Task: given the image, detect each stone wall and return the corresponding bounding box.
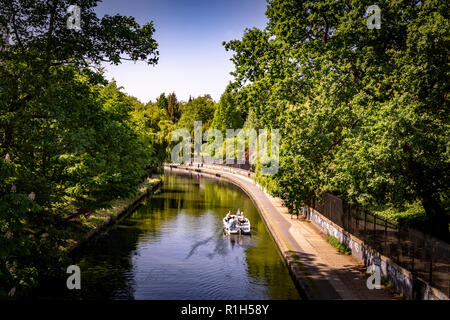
[305,207,448,300]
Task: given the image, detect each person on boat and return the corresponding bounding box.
[225,211,232,222]
[230,216,237,229]
[238,212,245,224]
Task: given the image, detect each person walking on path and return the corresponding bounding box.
[289,202,299,219]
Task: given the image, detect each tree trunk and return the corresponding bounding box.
[419,191,449,241]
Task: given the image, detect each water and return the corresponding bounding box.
[44,171,301,299]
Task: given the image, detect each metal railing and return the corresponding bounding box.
[310,193,450,297]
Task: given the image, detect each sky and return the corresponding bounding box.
[94,0,269,103]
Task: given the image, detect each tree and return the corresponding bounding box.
[0,0,158,68]
[211,92,243,134]
[131,95,174,165]
[167,92,180,122]
[156,93,169,111]
[0,0,161,296]
[224,0,449,239]
[243,107,261,131]
[177,95,216,133]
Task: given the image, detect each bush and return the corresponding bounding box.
[326,234,351,255]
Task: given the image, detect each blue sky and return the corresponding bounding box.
[95,0,268,103]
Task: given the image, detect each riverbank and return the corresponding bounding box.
[167,164,396,300]
[65,176,162,254]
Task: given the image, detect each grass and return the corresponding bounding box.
[326,234,351,255]
[64,177,161,250]
[370,201,427,225]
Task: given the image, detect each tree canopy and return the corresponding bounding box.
[211,92,244,134]
[223,0,449,239]
[0,0,162,297]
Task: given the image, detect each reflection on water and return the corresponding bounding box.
[42,171,301,300]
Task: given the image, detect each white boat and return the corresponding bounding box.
[223,211,251,235]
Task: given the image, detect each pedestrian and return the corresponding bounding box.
[289,202,299,219]
[230,216,237,229]
[292,202,299,219]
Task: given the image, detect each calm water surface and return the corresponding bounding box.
[47,171,300,299]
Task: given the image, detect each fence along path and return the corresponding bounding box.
[312,193,450,297]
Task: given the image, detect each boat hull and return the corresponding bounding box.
[223,215,251,235]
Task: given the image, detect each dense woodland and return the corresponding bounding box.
[223,0,449,242]
[0,0,165,297]
[0,0,448,297]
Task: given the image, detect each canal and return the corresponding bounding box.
[44,171,301,299]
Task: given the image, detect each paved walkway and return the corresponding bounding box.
[168,164,395,300]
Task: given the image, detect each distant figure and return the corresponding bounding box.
[238,212,245,224]
[248,170,251,177]
[225,211,232,222]
[230,216,237,229]
[289,203,299,219]
[198,163,200,168]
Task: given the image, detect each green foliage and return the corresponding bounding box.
[243,107,261,130]
[156,93,169,111]
[326,235,351,255]
[177,95,216,133]
[211,92,243,134]
[0,0,162,297]
[131,95,175,165]
[373,201,430,230]
[0,0,159,66]
[167,92,181,122]
[224,0,449,239]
